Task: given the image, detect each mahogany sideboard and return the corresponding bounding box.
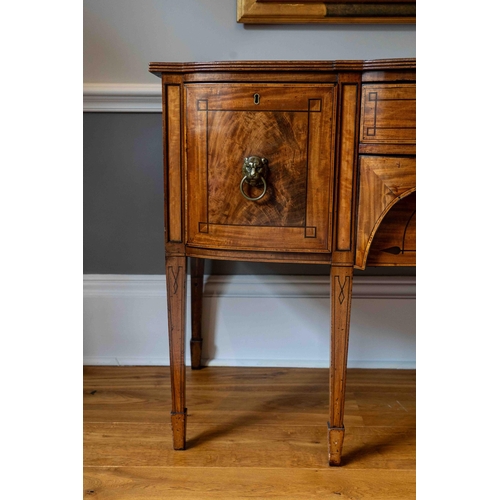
[149,58,416,466]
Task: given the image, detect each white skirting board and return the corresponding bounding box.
[83,274,416,368]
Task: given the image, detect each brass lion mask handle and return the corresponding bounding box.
[240,156,269,201]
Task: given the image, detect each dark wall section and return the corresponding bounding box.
[84,113,165,274]
[83,113,415,276]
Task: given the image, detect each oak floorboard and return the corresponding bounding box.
[83,367,415,499]
[83,467,416,500]
[84,422,415,469]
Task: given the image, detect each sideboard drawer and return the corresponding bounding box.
[360,83,416,146]
[185,84,335,253]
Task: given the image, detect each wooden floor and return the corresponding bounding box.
[83,366,416,499]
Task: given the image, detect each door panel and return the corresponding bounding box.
[185,84,336,253]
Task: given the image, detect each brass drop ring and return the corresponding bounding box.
[240,175,267,201]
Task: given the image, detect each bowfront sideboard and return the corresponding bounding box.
[149,58,416,466]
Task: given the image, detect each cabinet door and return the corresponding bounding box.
[355,155,416,269]
[185,84,335,253]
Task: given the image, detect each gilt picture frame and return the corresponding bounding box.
[237,0,416,25]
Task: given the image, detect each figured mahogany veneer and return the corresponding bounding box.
[149,58,416,466]
[185,83,334,253]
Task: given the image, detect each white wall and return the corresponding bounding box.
[83,275,416,368]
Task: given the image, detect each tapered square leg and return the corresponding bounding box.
[327,425,345,466]
[171,410,187,450]
[166,256,187,450]
[190,257,204,369]
[328,265,353,466]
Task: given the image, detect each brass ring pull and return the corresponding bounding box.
[240,175,267,201]
[240,156,269,202]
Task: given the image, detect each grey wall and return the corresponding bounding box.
[84,113,164,274]
[83,0,416,276]
[84,0,415,85]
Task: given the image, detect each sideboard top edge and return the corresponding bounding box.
[149,58,416,75]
